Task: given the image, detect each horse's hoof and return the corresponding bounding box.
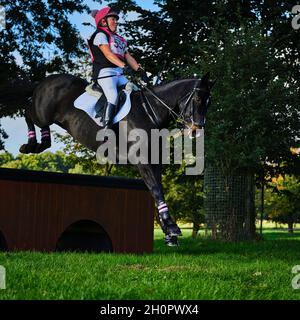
[35,141,51,153]
[167,225,182,237]
[19,143,37,154]
[165,235,179,247]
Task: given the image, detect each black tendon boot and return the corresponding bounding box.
[35,128,51,153]
[157,202,182,237]
[103,102,116,130]
[157,202,182,247]
[19,130,38,154]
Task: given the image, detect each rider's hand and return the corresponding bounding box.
[123,65,134,76]
[136,67,150,85]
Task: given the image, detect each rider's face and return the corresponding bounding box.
[106,16,118,32]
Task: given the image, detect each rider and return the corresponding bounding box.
[88,6,148,129]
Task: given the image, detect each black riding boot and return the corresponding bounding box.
[103,102,116,130]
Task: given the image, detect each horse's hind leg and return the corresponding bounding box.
[19,109,38,154]
[34,126,51,153]
[19,108,51,154]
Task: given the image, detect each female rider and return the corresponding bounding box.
[88,6,148,129]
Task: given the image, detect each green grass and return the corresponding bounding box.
[1,229,300,300]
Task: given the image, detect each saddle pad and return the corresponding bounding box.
[74,90,132,125]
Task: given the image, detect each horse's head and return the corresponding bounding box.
[178,72,216,137]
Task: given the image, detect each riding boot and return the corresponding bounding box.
[103,102,116,130]
[94,98,103,124]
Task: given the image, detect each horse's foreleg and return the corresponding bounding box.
[137,164,182,246]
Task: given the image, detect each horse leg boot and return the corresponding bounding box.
[103,102,116,130]
[155,206,180,247]
[157,201,182,238]
[35,127,51,153]
[19,109,38,154]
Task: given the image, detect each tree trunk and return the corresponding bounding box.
[192,222,200,238]
[288,218,294,233]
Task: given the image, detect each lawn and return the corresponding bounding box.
[0,228,300,300]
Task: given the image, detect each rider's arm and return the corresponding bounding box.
[124,52,140,71]
[99,44,126,68]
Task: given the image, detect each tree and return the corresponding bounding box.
[200,23,299,240]
[266,175,300,233]
[0,0,90,146]
[1,151,74,172]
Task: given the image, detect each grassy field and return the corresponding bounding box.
[1,228,300,300]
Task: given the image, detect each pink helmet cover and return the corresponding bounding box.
[92,7,119,27]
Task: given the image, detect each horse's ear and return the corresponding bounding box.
[200,72,210,85]
[208,78,217,89]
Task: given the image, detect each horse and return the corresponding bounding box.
[5,72,215,246]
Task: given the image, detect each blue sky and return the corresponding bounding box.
[1,0,159,156]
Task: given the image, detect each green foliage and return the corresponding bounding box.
[1,151,73,172]
[0,126,8,150]
[191,23,299,176]
[0,0,89,116]
[0,151,13,165]
[265,175,300,225]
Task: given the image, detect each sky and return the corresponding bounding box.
[0,0,159,157]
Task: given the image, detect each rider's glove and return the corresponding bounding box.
[122,65,134,76]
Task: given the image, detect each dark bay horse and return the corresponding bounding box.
[8,72,215,246]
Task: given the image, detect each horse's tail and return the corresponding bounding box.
[0,78,38,118]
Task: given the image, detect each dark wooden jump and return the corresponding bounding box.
[0,168,154,253]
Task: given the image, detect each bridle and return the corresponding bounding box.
[139,81,210,128]
[178,86,210,123]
